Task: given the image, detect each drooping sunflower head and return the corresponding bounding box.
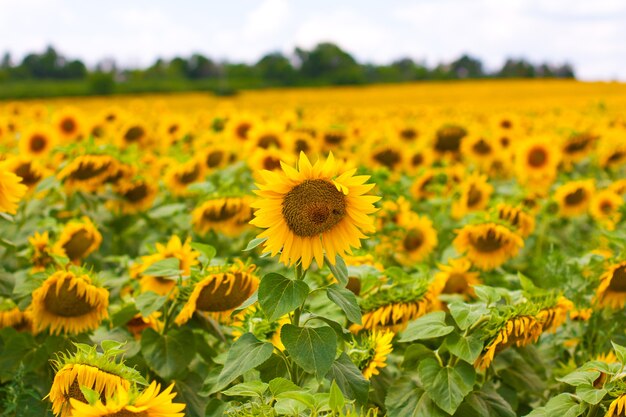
[175,262,259,324]
[112,178,158,214]
[230,304,289,350]
[535,296,573,333]
[67,380,185,417]
[20,124,57,157]
[392,211,438,266]
[250,152,380,269]
[595,261,626,309]
[0,165,28,214]
[0,298,32,331]
[53,217,102,264]
[495,203,536,238]
[30,270,109,335]
[597,132,626,169]
[451,172,493,219]
[57,154,118,193]
[432,258,481,300]
[433,123,468,157]
[48,342,144,417]
[192,196,254,237]
[2,155,49,191]
[561,132,598,167]
[554,179,595,217]
[453,222,524,271]
[165,159,205,196]
[350,330,394,380]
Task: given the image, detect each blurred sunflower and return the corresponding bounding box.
[453,223,524,270]
[47,343,138,417]
[250,152,380,269]
[113,178,158,214]
[368,142,405,172]
[231,304,289,351]
[2,155,49,191]
[68,381,185,417]
[475,315,543,370]
[403,145,434,175]
[0,165,28,214]
[393,211,438,266]
[461,135,500,169]
[589,188,623,230]
[287,130,319,155]
[125,312,163,339]
[554,179,595,217]
[249,147,295,174]
[433,124,467,158]
[133,236,200,296]
[247,122,289,151]
[351,330,394,380]
[514,137,561,190]
[54,217,102,264]
[192,196,254,236]
[175,263,258,324]
[54,107,84,142]
[57,154,117,192]
[0,299,32,331]
[606,395,626,417]
[595,261,626,309]
[536,296,573,333]
[451,173,493,219]
[597,132,626,169]
[202,143,231,171]
[228,114,257,143]
[432,258,481,299]
[496,203,536,238]
[561,132,597,167]
[165,159,204,196]
[117,120,151,148]
[20,124,57,157]
[29,231,61,272]
[30,270,109,335]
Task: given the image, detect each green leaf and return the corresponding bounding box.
[326,353,370,406]
[111,303,140,327]
[222,381,269,398]
[258,273,309,321]
[575,384,607,405]
[187,181,216,193]
[385,377,447,417]
[80,386,100,405]
[175,372,209,417]
[327,284,362,325]
[276,391,316,409]
[135,291,167,317]
[457,388,516,417]
[557,370,601,387]
[274,398,307,415]
[142,257,182,278]
[612,341,626,363]
[269,377,300,397]
[329,380,345,411]
[473,285,502,305]
[140,328,196,380]
[418,358,476,415]
[327,255,349,286]
[399,311,454,342]
[539,393,584,417]
[402,343,436,370]
[230,291,258,317]
[243,237,267,251]
[213,333,274,393]
[443,332,483,364]
[190,242,216,263]
[448,302,489,330]
[281,325,337,380]
[149,203,186,219]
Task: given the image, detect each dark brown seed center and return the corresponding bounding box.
[235,122,251,140]
[258,135,280,149]
[528,148,547,167]
[124,126,145,142]
[30,134,47,152]
[403,229,424,251]
[471,230,504,253]
[435,125,467,153]
[195,273,252,312]
[61,118,76,133]
[15,162,41,186]
[443,273,470,294]
[472,139,492,155]
[400,128,417,141]
[71,161,111,181]
[282,179,346,237]
[373,149,401,169]
[467,185,483,208]
[263,156,281,171]
[63,229,94,260]
[123,184,148,202]
[203,203,240,222]
[608,266,626,292]
[564,188,586,206]
[206,151,224,168]
[44,280,94,317]
[177,164,200,184]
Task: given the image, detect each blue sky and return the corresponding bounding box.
[1,0,625,80]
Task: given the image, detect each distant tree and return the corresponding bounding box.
[295,43,365,85]
[1,52,11,69]
[186,54,219,79]
[255,53,296,86]
[498,58,536,78]
[450,54,484,78]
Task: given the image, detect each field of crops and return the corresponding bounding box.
[1,79,626,417]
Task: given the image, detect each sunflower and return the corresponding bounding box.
[561,132,597,167]
[165,159,204,196]
[597,133,626,169]
[393,211,438,266]
[192,196,254,236]
[246,122,289,152]
[54,107,84,142]
[410,168,439,200]
[113,178,158,214]
[595,261,626,309]
[433,124,467,157]
[569,308,592,321]
[403,145,434,174]
[231,304,289,350]
[589,189,623,230]
[133,236,200,296]
[321,129,351,152]
[20,124,57,157]
[117,120,151,148]
[29,231,62,272]
[54,217,103,264]
[352,330,394,380]
[250,152,380,269]
[609,179,626,196]
[496,203,536,238]
[30,270,109,335]
[68,381,185,417]
[453,223,524,271]
[475,315,543,370]
[202,143,232,171]
[57,154,117,192]
[514,137,561,189]
[432,258,481,299]
[368,143,404,172]
[0,166,28,214]
[159,114,189,148]
[554,180,595,217]
[0,300,32,331]
[47,343,139,417]
[536,297,573,333]
[2,155,49,191]
[351,282,437,333]
[606,395,626,417]
[248,147,295,174]
[451,173,493,219]
[461,135,500,169]
[228,114,257,143]
[287,130,319,155]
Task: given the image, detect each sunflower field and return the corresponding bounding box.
[1,80,626,417]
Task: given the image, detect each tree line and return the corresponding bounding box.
[0,43,575,95]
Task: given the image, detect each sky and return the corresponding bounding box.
[0,0,625,81]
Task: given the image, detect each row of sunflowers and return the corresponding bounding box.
[1,81,626,417]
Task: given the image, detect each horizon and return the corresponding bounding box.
[1,0,625,81]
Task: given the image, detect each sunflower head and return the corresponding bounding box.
[251,152,380,269]
[192,196,254,237]
[0,298,32,331]
[54,217,103,264]
[113,178,158,214]
[451,173,493,219]
[496,203,536,238]
[391,211,438,266]
[453,222,524,271]
[432,258,481,300]
[350,330,394,379]
[29,231,64,272]
[595,261,626,309]
[554,179,595,217]
[3,155,49,191]
[589,189,623,230]
[0,166,28,214]
[433,124,467,156]
[20,125,57,157]
[57,154,118,193]
[231,304,289,350]
[165,159,204,196]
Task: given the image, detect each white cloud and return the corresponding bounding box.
[243,0,291,39]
